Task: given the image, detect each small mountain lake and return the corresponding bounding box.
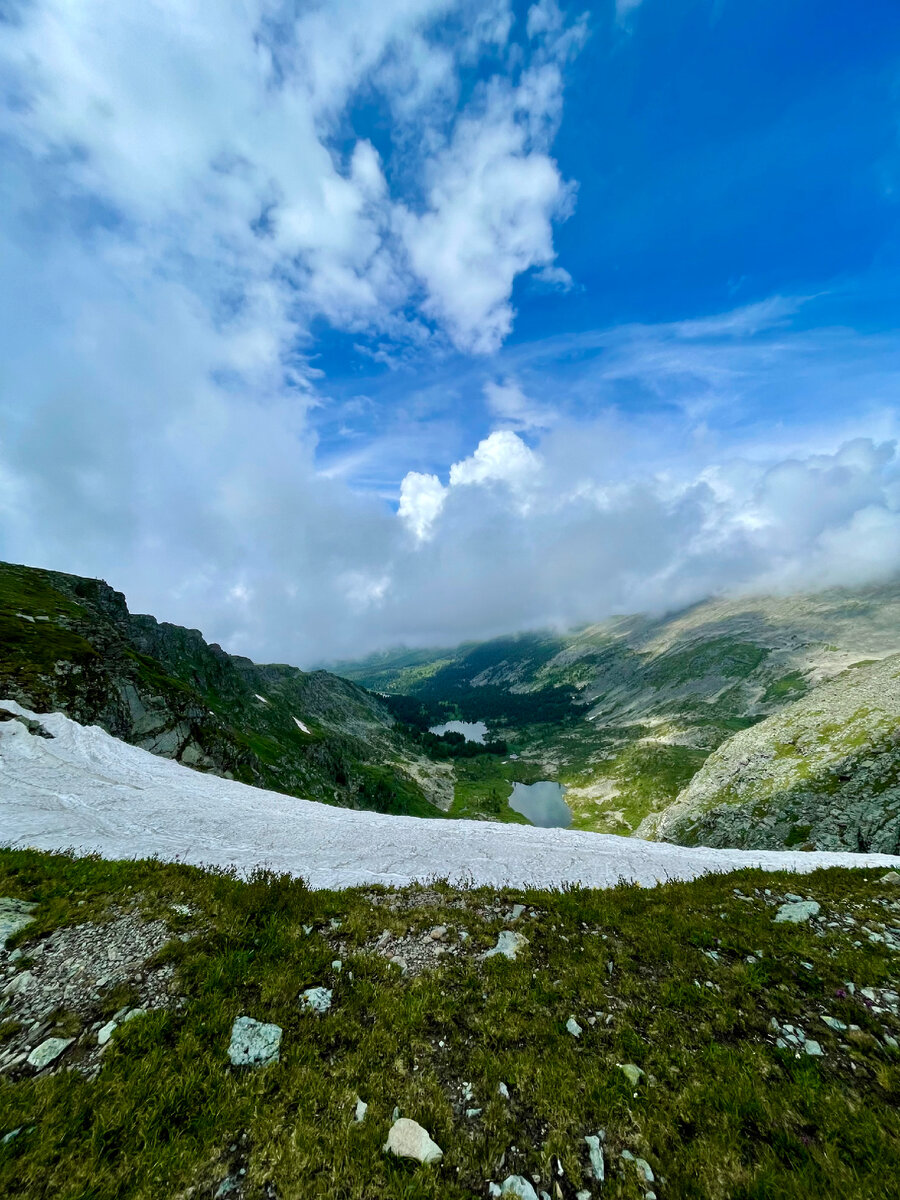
[428,720,488,743]
[509,781,572,828]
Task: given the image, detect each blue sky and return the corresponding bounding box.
[1,0,900,662]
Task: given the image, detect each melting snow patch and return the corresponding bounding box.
[2,701,900,892]
[254,694,269,705]
[292,716,312,735]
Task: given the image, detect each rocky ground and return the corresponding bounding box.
[642,655,900,853]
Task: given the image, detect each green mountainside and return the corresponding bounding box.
[640,654,900,854]
[0,561,450,817]
[335,584,900,845]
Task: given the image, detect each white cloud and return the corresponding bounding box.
[448,430,541,490]
[532,263,574,290]
[483,379,557,429]
[398,471,447,540]
[399,9,586,353]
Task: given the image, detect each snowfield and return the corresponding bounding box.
[2,701,900,890]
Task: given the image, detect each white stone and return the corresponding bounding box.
[27,1037,73,1070]
[227,1016,281,1067]
[0,897,36,947]
[300,986,332,1014]
[2,970,33,997]
[501,1176,539,1200]
[97,1020,117,1045]
[383,1117,443,1164]
[585,1134,605,1181]
[483,931,529,961]
[774,900,821,924]
[822,1015,847,1032]
[354,1098,367,1123]
[618,1063,644,1086]
[635,1158,655,1182]
[566,1016,582,1038]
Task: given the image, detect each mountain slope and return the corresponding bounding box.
[0,561,449,815]
[335,583,900,835]
[639,654,900,854]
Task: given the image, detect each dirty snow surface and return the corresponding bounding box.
[2,701,900,891]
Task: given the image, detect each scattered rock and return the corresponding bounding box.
[500,1176,539,1200]
[27,1037,73,1070]
[635,1158,655,1183]
[585,1134,605,1181]
[483,931,529,961]
[2,970,34,997]
[774,900,821,924]
[878,871,900,885]
[299,986,332,1014]
[0,898,36,947]
[97,1020,117,1045]
[511,905,526,921]
[354,1098,368,1123]
[383,1117,443,1165]
[618,1063,644,1087]
[566,1016,582,1038]
[227,1016,282,1067]
[498,1081,510,1099]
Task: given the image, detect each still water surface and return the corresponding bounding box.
[428,720,488,743]
[508,780,572,828]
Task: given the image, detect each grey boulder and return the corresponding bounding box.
[227,1016,282,1067]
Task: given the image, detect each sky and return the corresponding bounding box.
[1,0,900,665]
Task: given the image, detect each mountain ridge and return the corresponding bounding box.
[0,560,450,815]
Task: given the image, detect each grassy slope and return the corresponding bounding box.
[1,850,900,1199]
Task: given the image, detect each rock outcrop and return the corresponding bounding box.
[0,559,449,815]
[638,655,900,853]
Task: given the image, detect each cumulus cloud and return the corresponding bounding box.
[448,430,541,490]
[381,430,900,652]
[401,69,576,352]
[1,3,899,666]
[398,471,447,541]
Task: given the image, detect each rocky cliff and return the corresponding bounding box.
[0,560,450,814]
[639,655,900,853]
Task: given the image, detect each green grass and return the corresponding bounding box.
[2,850,899,1199]
[447,756,537,823]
